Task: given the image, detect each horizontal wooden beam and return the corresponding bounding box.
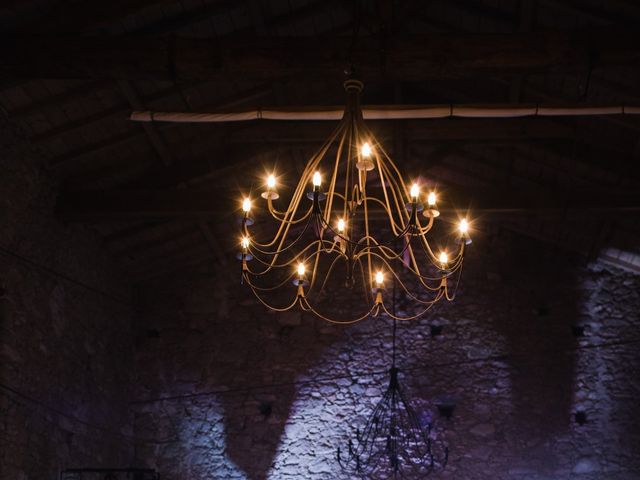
[56,187,640,222]
[2,31,639,81]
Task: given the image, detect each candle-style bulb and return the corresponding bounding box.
[267,174,276,189]
[459,218,469,234]
[428,191,437,206]
[242,197,251,213]
[361,142,372,158]
[297,263,306,277]
[337,218,346,233]
[410,183,420,200]
[312,171,322,187]
[375,271,384,286]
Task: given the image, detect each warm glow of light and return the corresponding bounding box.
[241,237,250,249]
[267,174,276,189]
[337,218,346,233]
[242,197,251,212]
[297,263,306,277]
[439,251,449,265]
[428,191,437,206]
[410,183,420,199]
[361,142,372,157]
[312,171,322,187]
[375,271,384,286]
[459,218,469,234]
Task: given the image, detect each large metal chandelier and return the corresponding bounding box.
[238,79,471,323]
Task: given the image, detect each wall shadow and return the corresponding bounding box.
[493,234,579,440]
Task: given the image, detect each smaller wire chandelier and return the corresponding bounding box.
[337,318,448,478]
[238,78,471,323]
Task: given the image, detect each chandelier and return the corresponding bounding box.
[238,79,471,323]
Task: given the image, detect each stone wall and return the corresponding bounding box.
[132,230,640,479]
[0,117,136,479]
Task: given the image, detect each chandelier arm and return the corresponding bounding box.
[374,155,404,235]
[246,217,313,259]
[380,164,416,242]
[365,244,449,284]
[416,213,435,234]
[247,240,339,274]
[369,130,415,206]
[247,187,308,249]
[414,233,462,269]
[443,261,464,301]
[376,155,410,235]
[356,232,412,259]
[307,236,325,292]
[366,252,445,301]
[244,280,301,312]
[266,201,313,224]
[325,122,348,228]
[299,300,312,312]
[363,195,407,233]
[380,290,445,321]
[319,189,408,241]
[362,176,375,292]
[299,296,377,325]
[318,254,347,293]
[374,138,410,202]
[406,236,462,282]
[358,236,433,282]
[242,269,298,291]
[319,214,411,250]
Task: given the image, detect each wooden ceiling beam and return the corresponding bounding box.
[2,31,639,81]
[56,187,640,222]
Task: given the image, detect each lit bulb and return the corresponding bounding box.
[297,263,306,277]
[337,218,346,233]
[242,197,251,213]
[241,237,250,250]
[267,174,276,189]
[312,171,322,187]
[410,183,420,200]
[428,191,437,206]
[459,218,469,234]
[361,142,372,157]
[375,271,384,286]
[439,251,449,265]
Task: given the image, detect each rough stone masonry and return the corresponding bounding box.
[131,231,640,479]
[0,115,136,479]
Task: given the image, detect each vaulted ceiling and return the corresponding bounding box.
[2,0,640,281]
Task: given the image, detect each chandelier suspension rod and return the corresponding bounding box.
[131,103,640,123]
